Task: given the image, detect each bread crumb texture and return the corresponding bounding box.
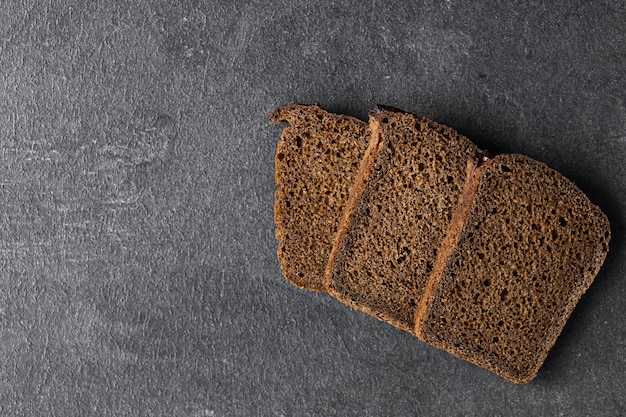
[328,110,480,332]
[271,105,369,291]
[271,104,611,384]
[418,154,610,383]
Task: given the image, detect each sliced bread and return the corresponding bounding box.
[415,154,611,383]
[325,107,483,333]
[270,104,369,291]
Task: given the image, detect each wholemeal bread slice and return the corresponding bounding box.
[325,107,483,333]
[415,154,611,383]
[270,104,369,291]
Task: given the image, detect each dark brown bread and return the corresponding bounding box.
[270,105,369,291]
[325,107,482,333]
[415,154,611,383]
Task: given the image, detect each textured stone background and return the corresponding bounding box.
[0,1,624,416]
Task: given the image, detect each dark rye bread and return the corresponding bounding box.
[270,105,369,291]
[325,107,483,333]
[415,154,611,383]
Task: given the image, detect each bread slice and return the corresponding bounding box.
[270,105,369,291]
[325,107,483,333]
[415,154,611,383]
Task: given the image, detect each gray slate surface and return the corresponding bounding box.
[1,1,625,416]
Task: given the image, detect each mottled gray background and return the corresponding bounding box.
[0,1,624,416]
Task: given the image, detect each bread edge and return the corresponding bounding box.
[414,152,486,336]
[323,109,387,294]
